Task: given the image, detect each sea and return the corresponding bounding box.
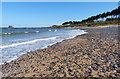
[0,27,86,65]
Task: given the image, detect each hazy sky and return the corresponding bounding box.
[2,2,118,27]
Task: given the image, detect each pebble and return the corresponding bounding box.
[113,64,118,68]
[61,59,68,64]
[116,70,120,73]
[72,52,77,54]
[50,62,56,66]
[46,66,54,71]
[68,68,73,72]
[2,27,119,77]
[92,66,98,70]
[59,67,63,71]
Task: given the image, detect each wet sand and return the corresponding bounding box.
[1,26,120,77]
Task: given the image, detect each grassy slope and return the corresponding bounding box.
[51,20,120,28]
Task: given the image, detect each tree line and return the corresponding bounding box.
[62,6,120,25]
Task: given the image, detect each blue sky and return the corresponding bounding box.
[2,0,120,2]
[2,2,118,27]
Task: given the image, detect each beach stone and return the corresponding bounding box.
[109,73,116,77]
[75,56,79,60]
[42,64,45,66]
[30,66,34,69]
[50,62,56,66]
[66,53,71,55]
[72,52,77,54]
[68,60,72,62]
[54,56,58,59]
[46,65,54,71]
[94,63,101,66]
[98,74,104,77]
[88,75,93,77]
[2,26,119,77]
[59,66,64,71]
[104,67,109,71]
[113,64,118,68]
[116,70,120,73]
[68,68,73,72]
[87,50,93,52]
[117,63,120,67]
[88,66,92,69]
[61,59,67,64]
[92,66,98,70]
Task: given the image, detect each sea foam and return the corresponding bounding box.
[0,37,56,49]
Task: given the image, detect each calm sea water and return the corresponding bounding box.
[0,28,86,64]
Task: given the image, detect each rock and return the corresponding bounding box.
[87,50,93,52]
[8,25,14,28]
[75,56,79,60]
[109,73,116,77]
[99,74,104,77]
[46,66,54,71]
[72,52,77,54]
[59,67,63,71]
[114,64,118,68]
[88,66,92,69]
[117,63,120,67]
[94,63,101,66]
[113,64,118,68]
[87,53,91,56]
[61,59,67,64]
[68,68,73,72]
[86,70,92,76]
[50,62,56,66]
[33,74,36,76]
[92,66,98,70]
[66,53,71,55]
[116,70,120,73]
[31,66,34,69]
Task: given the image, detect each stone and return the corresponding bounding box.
[50,62,56,66]
[68,68,73,72]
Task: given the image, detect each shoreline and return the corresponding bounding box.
[1,24,118,29]
[0,28,86,65]
[1,25,119,77]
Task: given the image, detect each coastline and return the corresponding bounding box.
[62,24,119,29]
[1,25,120,77]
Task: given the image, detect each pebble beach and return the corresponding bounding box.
[1,26,120,77]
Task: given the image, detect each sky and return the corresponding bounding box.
[1,0,120,2]
[1,2,118,27]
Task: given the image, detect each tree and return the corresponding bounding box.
[61,6,119,26]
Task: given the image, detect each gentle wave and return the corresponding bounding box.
[0,37,56,49]
[0,31,40,35]
[1,29,57,36]
[49,29,57,31]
